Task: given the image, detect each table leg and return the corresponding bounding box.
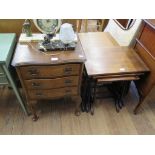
[80,67,92,113]
[2,65,29,115]
[81,77,91,112]
[90,79,97,115]
[80,69,87,112]
[109,81,130,112]
[74,96,82,116]
[134,95,145,114]
[29,100,39,121]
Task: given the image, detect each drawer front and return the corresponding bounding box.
[25,76,79,90]
[0,66,4,76]
[28,87,78,99]
[20,64,81,79]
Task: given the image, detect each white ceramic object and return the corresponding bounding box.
[59,23,75,44]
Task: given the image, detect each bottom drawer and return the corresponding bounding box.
[0,76,8,85]
[28,87,78,99]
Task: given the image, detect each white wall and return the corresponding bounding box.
[104,19,142,46]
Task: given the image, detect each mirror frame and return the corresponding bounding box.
[114,19,136,30]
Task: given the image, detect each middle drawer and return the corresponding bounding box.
[25,76,79,90]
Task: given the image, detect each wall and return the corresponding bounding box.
[0,19,78,37]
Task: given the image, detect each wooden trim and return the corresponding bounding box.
[97,76,139,82]
[143,19,155,30]
[99,19,109,32]
[114,19,136,30]
[132,21,145,48]
[93,73,145,79]
[136,38,155,61]
[77,19,82,32]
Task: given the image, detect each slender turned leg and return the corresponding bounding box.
[29,100,39,121]
[134,96,144,114]
[75,96,82,116]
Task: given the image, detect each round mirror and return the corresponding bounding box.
[33,19,62,34]
[114,19,136,30]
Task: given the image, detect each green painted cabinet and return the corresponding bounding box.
[0,33,28,115]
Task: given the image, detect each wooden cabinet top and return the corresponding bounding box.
[79,32,149,76]
[12,35,86,66]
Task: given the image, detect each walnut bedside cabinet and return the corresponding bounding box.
[12,35,86,121]
[0,33,28,115]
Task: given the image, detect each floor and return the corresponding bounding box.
[0,82,155,135]
[0,20,155,135]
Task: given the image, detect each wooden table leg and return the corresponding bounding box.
[29,100,39,121]
[75,96,82,116]
[134,96,145,114]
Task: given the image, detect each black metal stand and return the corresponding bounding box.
[80,67,131,114]
[108,81,130,112]
[80,67,93,113]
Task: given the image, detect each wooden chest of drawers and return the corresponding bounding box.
[12,38,86,121]
[18,64,82,100]
[133,19,155,114]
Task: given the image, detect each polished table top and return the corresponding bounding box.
[78,32,149,77]
[12,37,86,67]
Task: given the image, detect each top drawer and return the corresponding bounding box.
[19,64,81,79]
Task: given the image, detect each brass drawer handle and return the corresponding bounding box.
[64,79,72,84]
[28,69,39,76]
[65,89,71,93]
[64,67,72,72]
[28,69,37,72]
[30,73,38,76]
[35,92,44,96]
[64,67,72,74]
[32,83,41,88]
